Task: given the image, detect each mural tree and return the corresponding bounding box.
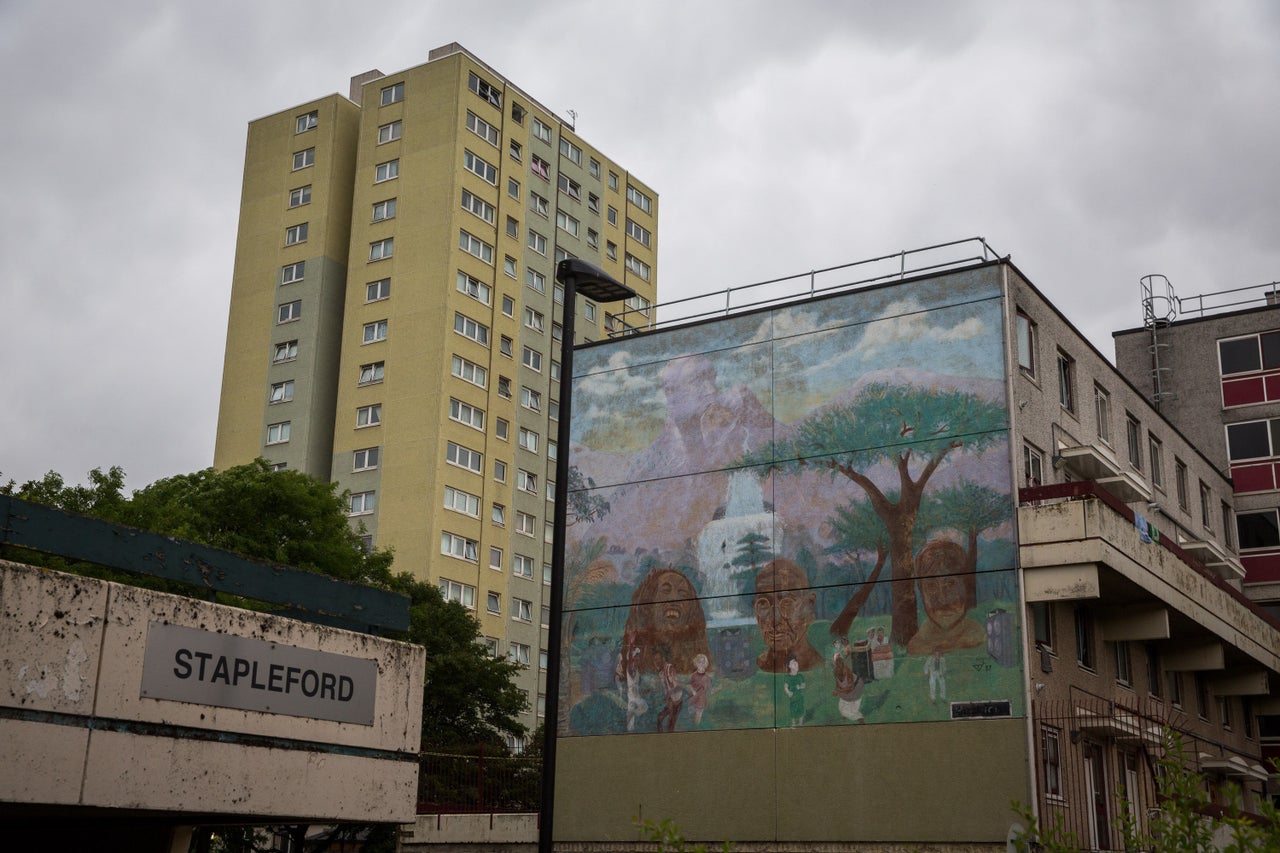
[744,383,1006,645]
[730,530,772,577]
[824,495,892,639]
[916,481,1011,611]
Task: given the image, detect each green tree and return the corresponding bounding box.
[404,577,527,746]
[124,460,393,583]
[823,496,891,639]
[745,383,1005,644]
[730,530,772,577]
[4,461,526,746]
[915,481,1010,611]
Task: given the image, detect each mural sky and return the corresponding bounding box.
[561,268,1022,737]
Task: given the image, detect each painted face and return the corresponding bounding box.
[754,588,815,655]
[788,658,799,675]
[652,571,695,628]
[919,573,966,630]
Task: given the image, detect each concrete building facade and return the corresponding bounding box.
[213,44,658,732]
[1114,279,1280,611]
[549,246,1279,850]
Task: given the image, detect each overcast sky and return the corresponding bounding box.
[3,0,1278,492]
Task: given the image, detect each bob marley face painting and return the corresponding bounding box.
[561,269,1023,737]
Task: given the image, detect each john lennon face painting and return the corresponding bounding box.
[561,268,1023,737]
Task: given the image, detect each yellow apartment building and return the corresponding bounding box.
[214,43,658,735]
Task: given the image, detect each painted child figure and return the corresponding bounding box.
[782,654,806,727]
[688,653,711,725]
[924,649,947,704]
[831,639,865,723]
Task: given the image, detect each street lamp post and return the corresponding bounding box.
[539,259,636,853]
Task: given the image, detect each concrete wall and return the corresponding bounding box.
[0,560,424,824]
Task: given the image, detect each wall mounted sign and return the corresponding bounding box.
[141,622,377,725]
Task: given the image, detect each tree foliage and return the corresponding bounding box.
[915,481,1010,610]
[3,461,527,746]
[744,383,1006,644]
[823,496,891,639]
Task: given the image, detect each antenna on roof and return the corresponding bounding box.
[566,109,577,130]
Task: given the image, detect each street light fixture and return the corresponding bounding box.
[539,259,637,853]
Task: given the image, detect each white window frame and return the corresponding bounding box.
[281,261,305,284]
[532,118,551,142]
[521,347,542,371]
[558,138,582,164]
[449,397,484,431]
[292,148,315,170]
[463,150,498,185]
[526,268,546,293]
[285,223,308,245]
[528,229,547,255]
[461,189,496,224]
[557,211,579,237]
[375,159,399,182]
[362,320,388,344]
[518,428,538,453]
[380,81,404,106]
[513,554,534,578]
[512,597,533,622]
[277,301,301,324]
[369,238,394,261]
[269,380,295,404]
[466,110,499,146]
[356,404,382,428]
[626,185,652,213]
[509,642,530,666]
[446,441,482,474]
[459,229,494,264]
[624,253,651,281]
[467,71,501,108]
[625,218,650,247]
[348,491,376,516]
[366,278,391,302]
[358,361,385,385]
[273,340,298,363]
[444,486,481,518]
[266,421,291,445]
[520,386,541,412]
[456,271,491,305]
[440,575,477,605]
[372,198,397,222]
[296,111,318,133]
[451,355,487,388]
[557,174,580,200]
[353,447,379,471]
[288,185,311,208]
[377,120,402,144]
[454,312,490,345]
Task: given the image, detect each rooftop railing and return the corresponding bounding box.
[612,236,1004,334]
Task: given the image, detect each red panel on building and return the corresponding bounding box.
[1242,551,1280,584]
[1222,376,1266,408]
[1265,373,1280,401]
[1231,462,1277,493]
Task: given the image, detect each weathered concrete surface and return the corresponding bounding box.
[0,560,425,823]
[403,813,539,850]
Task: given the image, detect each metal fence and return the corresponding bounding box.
[1031,695,1267,849]
[416,744,541,814]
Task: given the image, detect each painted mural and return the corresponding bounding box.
[561,268,1020,737]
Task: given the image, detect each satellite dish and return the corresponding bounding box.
[1006,822,1027,853]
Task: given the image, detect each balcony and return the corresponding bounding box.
[1056,440,1121,481]
[1018,482,1280,677]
